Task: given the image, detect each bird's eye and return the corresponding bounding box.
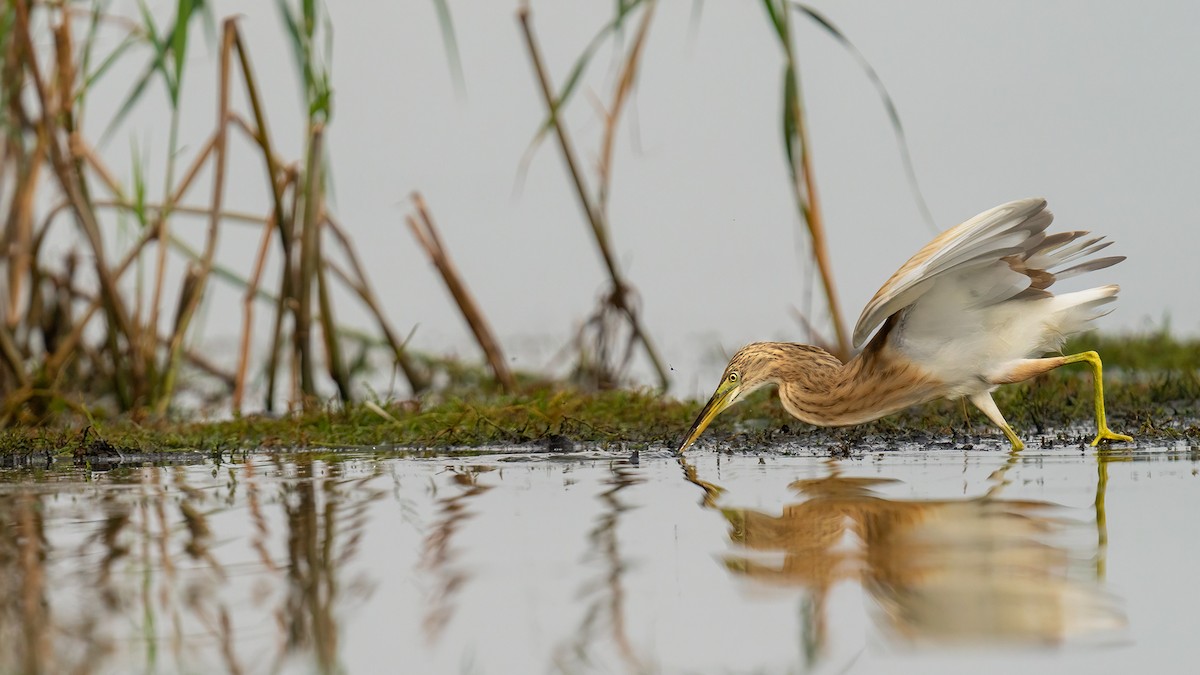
[728,372,738,383]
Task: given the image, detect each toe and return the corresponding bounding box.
[1090,429,1133,446]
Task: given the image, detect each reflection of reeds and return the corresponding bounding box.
[554,462,645,673]
[2,492,52,673]
[419,466,495,641]
[1,454,387,673]
[272,457,382,673]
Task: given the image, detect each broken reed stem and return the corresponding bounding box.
[325,216,429,393]
[406,193,515,393]
[234,215,276,414]
[778,8,850,359]
[155,18,236,414]
[517,6,670,391]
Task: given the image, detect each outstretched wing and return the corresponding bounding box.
[851,198,1057,348]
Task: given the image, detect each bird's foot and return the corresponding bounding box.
[1090,428,1133,446]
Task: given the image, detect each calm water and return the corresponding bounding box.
[2,444,1199,674]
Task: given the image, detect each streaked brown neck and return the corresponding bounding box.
[772,327,941,427]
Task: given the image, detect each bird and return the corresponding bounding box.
[677,198,1133,453]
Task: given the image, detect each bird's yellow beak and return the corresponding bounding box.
[677,382,738,453]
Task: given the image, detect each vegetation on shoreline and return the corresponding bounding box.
[2,4,1194,462]
[1,332,1195,460]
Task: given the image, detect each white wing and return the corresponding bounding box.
[852,198,1053,348]
[851,198,1124,392]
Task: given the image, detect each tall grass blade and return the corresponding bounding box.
[171,1,191,94]
[102,0,211,142]
[791,2,935,232]
[100,0,170,142]
[762,0,851,358]
[275,0,332,123]
[430,0,466,93]
[523,0,647,156]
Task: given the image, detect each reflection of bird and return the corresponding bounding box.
[720,473,1125,647]
[678,198,1133,452]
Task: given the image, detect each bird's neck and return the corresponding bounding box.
[775,343,937,427]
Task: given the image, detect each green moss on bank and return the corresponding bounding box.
[1,332,1198,457]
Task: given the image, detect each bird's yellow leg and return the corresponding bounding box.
[968,392,1025,451]
[1060,351,1133,446]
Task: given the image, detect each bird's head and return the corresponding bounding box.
[676,343,782,453]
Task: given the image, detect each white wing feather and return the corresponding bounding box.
[851,198,1052,348]
[850,198,1123,394]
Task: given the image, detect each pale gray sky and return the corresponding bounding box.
[80,1,1200,398]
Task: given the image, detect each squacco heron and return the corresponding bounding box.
[678,198,1133,453]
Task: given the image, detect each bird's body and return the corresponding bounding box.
[678,198,1133,452]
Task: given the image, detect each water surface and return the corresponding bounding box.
[2,444,1198,674]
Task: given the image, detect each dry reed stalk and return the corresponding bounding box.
[325,216,429,393]
[517,6,670,390]
[2,6,429,421]
[53,280,235,385]
[774,6,850,358]
[229,31,296,313]
[295,122,325,401]
[155,19,236,414]
[596,0,656,217]
[316,244,351,402]
[229,32,300,411]
[8,180,167,419]
[13,0,142,405]
[42,225,158,376]
[284,172,304,407]
[234,216,276,414]
[0,324,28,387]
[92,200,267,226]
[1,124,45,330]
[232,31,291,240]
[406,193,515,392]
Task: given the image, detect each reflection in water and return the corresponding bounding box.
[280,460,375,673]
[0,491,49,674]
[555,461,645,674]
[682,454,1125,656]
[0,449,1182,673]
[420,465,495,641]
[0,457,382,675]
